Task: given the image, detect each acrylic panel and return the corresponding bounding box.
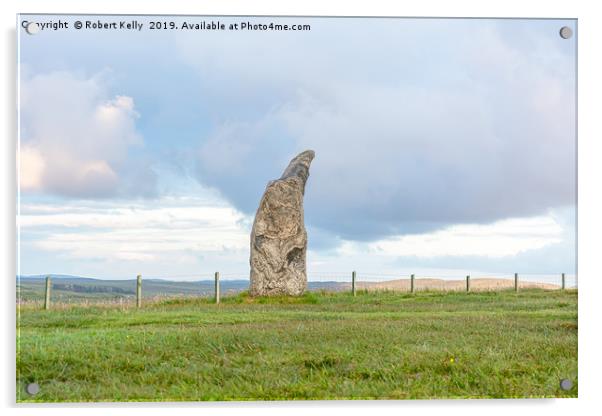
[16,15,577,402]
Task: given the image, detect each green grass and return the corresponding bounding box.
[16,289,577,402]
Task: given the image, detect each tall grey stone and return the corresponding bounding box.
[249,150,315,296]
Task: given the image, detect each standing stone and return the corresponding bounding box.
[250,150,315,296]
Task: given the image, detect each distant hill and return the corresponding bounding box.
[16,275,347,302]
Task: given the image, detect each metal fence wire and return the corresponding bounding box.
[24,271,576,308]
[306,272,577,292]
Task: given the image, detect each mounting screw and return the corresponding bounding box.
[559,26,573,39]
[560,378,573,391]
[25,22,40,35]
[26,382,40,395]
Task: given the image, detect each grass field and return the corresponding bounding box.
[17,289,578,402]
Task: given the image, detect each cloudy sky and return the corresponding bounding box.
[18,16,576,281]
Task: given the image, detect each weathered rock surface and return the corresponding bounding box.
[249,150,315,296]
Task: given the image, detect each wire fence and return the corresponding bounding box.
[136,272,577,284]
[18,271,577,308]
[308,272,577,293]
[183,271,578,288]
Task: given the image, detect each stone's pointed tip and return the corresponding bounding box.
[296,149,315,162]
[300,149,315,157]
[279,150,315,183]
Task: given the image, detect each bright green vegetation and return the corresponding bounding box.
[17,289,577,402]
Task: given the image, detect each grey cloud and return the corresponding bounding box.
[196,113,300,212]
[306,226,344,253]
[186,19,576,241]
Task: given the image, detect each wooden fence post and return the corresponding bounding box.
[136,274,142,308]
[44,276,51,310]
[215,271,220,304]
[514,273,519,292]
[352,271,356,297]
[410,274,415,293]
[562,273,566,290]
[466,275,470,292]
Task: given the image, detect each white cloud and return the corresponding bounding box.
[19,194,566,279]
[19,71,155,198]
[19,194,251,276]
[338,215,563,258]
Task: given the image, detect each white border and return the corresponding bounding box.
[3,1,601,415]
